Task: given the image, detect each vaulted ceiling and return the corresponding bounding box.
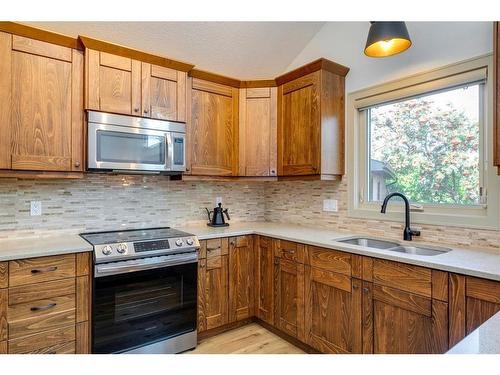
[26,21,325,80]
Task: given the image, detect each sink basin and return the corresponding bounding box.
[388,245,451,256]
[336,237,399,250]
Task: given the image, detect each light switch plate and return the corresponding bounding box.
[30,201,42,216]
[215,196,223,205]
[323,199,338,212]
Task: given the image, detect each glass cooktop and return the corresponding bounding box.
[80,227,194,245]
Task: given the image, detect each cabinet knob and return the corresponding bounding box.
[270,169,276,175]
[144,109,149,114]
[353,285,359,290]
[134,108,139,113]
[274,258,280,265]
[74,161,81,168]
[185,167,190,172]
[363,287,370,293]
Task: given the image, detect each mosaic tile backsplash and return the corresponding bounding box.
[0,174,499,252]
[0,174,266,235]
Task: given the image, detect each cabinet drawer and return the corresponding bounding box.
[373,259,432,298]
[275,240,305,263]
[206,238,228,257]
[9,254,76,287]
[8,325,75,354]
[307,246,351,275]
[9,278,76,305]
[8,294,76,339]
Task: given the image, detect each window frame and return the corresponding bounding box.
[347,54,500,230]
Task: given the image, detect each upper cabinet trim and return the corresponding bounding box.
[189,69,241,88]
[79,35,194,72]
[0,22,80,50]
[275,58,350,86]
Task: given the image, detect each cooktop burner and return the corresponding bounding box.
[80,227,193,245]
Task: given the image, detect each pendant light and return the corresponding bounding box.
[364,21,412,58]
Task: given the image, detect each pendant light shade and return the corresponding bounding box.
[364,21,412,58]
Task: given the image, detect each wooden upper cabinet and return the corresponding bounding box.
[238,87,277,176]
[228,236,254,322]
[85,49,141,115]
[0,33,84,173]
[141,63,187,121]
[278,72,321,176]
[276,59,349,177]
[494,22,500,171]
[85,49,187,121]
[187,77,239,176]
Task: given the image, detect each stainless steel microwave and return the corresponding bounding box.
[87,111,186,174]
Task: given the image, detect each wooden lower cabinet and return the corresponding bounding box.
[197,235,500,354]
[363,284,448,354]
[449,274,500,347]
[255,236,274,324]
[304,266,362,353]
[228,236,254,322]
[0,252,91,354]
[273,257,305,340]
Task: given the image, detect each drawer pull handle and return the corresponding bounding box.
[283,249,295,254]
[207,246,221,251]
[31,303,57,312]
[31,266,58,274]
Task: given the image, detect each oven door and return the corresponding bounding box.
[88,122,170,172]
[92,256,197,354]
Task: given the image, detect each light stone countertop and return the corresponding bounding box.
[447,311,500,354]
[1,221,500,283]
[0,231,93,262]
[177,221,500,282]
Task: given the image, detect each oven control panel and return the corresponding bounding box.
[93,236,200,264]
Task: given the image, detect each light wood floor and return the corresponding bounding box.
[188,323,305,354]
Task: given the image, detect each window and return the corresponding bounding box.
[347,55,500,229]
[366,83,483,206]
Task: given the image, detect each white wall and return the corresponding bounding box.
[287,22,493,93]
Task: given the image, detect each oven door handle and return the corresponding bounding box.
[94,252,198,278]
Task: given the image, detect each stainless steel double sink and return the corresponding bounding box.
[336,237,451,256]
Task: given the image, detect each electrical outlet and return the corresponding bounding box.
[30,201,42,216]
[215,196,223,205]
[323,199,338,212]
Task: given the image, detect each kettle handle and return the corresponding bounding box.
[223,209,230,221]
[205,208,212,222]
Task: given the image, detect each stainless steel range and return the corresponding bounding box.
[80,227,200,354]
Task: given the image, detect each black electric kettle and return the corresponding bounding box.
[205,203,230,227]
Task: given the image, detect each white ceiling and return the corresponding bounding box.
[26,22,325,79]
[26,22,493,90]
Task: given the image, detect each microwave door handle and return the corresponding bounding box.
[165,132,173,170]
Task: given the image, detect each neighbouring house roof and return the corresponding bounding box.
[370,159,396,180]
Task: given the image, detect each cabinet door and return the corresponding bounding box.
[8,36,84,172]
[278,71,320,176]
[465,277,500,333]
[141,63,186,121]
[228,236,254,322]
[365,284,448,354]
[255,236,274,324]
[86,50,141,116]
[274,257,305,340]
[204,255,229,330]
[238,87,277,176]
[494,22,500,168]
[304,266,361,353]
[188,78,238,176]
